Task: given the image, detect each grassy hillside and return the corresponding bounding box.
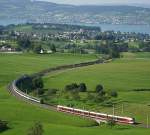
[0,53,97,135]
[0,53,97,87]
[1,0,150,25]
[43,52,150,125]
[44,52,150,91]
[0,52,150,135]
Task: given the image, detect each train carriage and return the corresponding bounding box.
[57,105,135,124]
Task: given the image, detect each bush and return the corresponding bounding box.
[95,84,103,93]
[46,89,58,96]
[0,120,9,132]
[32,76,44,89]
[78,83,87,92]
[27,122,44,135]
[65,83,79,91]
[67,103,74,108]
[107,118,116,128]
[40,99,44,104]
[70,90,80,100]
[36,88,45,95]
[110,91,118,98]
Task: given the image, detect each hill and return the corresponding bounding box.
[0,0,150,25]
[0,53,97,134]
[43,52,150,125]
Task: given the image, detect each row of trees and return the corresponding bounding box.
[61,83,118,104]
[65,83,87,92]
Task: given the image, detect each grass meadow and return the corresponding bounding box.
[43,52,150,126]
[0,53,97,135]
[0,52,150,134]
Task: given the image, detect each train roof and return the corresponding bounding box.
[57,105,133,120]
[108,114,133,120]
[90,111,107,116]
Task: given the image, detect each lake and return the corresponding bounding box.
[77,23,150,34]
[99,24,150,34]
[0,20,150,34]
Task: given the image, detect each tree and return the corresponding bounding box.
[33,45,42,54]
[35,88,45,96]
[0,120,9,132]
[18,37,31,50]
[17,75,33,92]
[110,91,118,98]
[27,122,44,135]
[95,84,103,93]
[78,83,87,92]
[109,49,120,58]
[109,43,121,58]
[50,44,56,53]
[32,76,44,89]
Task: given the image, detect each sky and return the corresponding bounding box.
[37,0,150,5]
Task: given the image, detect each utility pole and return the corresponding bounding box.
[83,106,85,117]
[147,115,149,128]
[112,104,115,121]
[113,104,115,116]
[122,103,124,114]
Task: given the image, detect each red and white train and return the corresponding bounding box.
[57,105,135,124]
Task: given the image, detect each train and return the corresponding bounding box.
[12,80,41,103]
[57,105,135,124]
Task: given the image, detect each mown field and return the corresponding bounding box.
[0,52,150,135]
[43,52,150,126]
[0,53,97,135]
[44,52,150,91]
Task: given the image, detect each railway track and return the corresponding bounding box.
[8,81,57,111]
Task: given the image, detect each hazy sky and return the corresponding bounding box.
[38,0,150,5]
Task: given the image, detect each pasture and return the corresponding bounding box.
[43,52,150,125]
[0,52,150,134]
[0,53,97,135]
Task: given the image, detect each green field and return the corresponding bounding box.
[0,53,97,135]
[43,52,150,125]
[0,52,150,135]
[0,53,97,87]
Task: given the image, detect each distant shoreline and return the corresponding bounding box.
[0,21,150,34]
